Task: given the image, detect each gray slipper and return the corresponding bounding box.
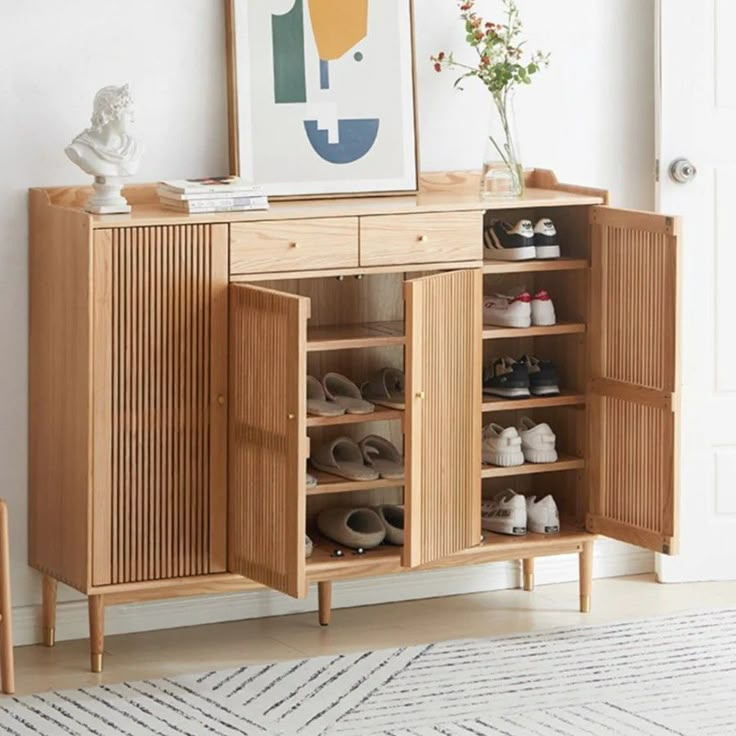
[359,435,405,480]
[307,375,345,417]
[305,535,314,558]
[317,507,386,549]
[362,368,405,409]
[323,373,375,415]
[311,436,379,481]
[376,505,404,546]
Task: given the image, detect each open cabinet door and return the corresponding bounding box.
[229,284,309,597]
[588,207,680,554]
[404,269,482,567]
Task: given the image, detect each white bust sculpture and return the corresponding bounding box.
[65,84,144,214]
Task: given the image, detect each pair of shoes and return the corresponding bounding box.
[308,373,374,417]
[362,367,405,409]
[483,356,560,398]
[311,435,404,482]
[484,219,560,261]
[481,490,560,536]
[482,417,557,466]
[305,535,314,558]
[317,505,404,549]
[483,289,556,328]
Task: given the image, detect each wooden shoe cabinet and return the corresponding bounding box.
[28,170,680,671]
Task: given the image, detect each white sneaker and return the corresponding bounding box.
[531,289,556,326]
[517,416,558,464]
[483,292,532,328]
[533,219,561,259]
[526,495,560,534]
[481,490,527,535]
[482,423,525,467]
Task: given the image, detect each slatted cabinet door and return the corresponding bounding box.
[404,269,483,567]
[91,224,229,586]
[229,284,309,598]
[587,207,680,554]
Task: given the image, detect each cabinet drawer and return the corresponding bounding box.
[230,218,359,274]
[359,212,482,266]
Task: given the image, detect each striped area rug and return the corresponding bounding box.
[1,610,735,735]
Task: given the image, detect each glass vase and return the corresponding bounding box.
[480,92,524,198]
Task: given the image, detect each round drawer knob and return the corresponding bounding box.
[217,395,225,406]
[418,234,428,243]
[290,242,299,249]
[416,391,426,399]
[288,413,296,420]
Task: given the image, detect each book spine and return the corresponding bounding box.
[157,188,264,200]
[161,201,270,213]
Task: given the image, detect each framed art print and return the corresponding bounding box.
[226,0,418,198]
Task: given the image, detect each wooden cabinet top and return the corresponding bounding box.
[30,169,607,230]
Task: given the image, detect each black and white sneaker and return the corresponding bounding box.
[533,219,561,259]
[518,355,560,396]
[483,357,531,398]
[484,220,536,261]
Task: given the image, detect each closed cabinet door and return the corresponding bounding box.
[91,224,229,586]
[403,269,483,567]
[228,283,310,598]
[587,207,680,554]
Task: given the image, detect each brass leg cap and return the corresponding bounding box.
[580,594,591,614]
[43,627,56,648]
[91,653,103,673]
[523,572,534,592]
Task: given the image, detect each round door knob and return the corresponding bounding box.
[287,413,296,420]
[669,158,697,184]
[416,391,425,399]
[418,234,428,242]
[289,241,299,248]
[217,395,225,406]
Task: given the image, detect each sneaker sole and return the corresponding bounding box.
[535,245,561,259]
[530,385,560,396]
[483,313,532,328]
[484,245,536,261]
[483,387,531,398]
[523,449,558,464]
[482,451,525,467]
[481,520,528,535]
[528,522,560,534]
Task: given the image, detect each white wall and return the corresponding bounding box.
[0,0,654,644]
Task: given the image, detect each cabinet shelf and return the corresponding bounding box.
[308,470,404,495]
[307,321,405,351]
[483,321,586,340]
[307,533,403,576]
[307,408,404,428]
[481,454,585,479]
[483,258,589,275]
[482,390,585,413]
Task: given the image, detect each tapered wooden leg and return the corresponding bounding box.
[42,575,57,647]
[318,581,332,627]
[0,502,15,694]
[579,541,594,613]
[88,596,105,673]
[522,558,535,592]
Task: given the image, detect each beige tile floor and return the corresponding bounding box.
[11,574,736,696]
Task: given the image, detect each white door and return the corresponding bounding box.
[657,0,736,581]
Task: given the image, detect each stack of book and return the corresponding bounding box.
[157,177,269,214]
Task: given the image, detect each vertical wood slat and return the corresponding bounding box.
[228,284,308,598]
[93,224,227,585]
[587,207,679,554]
[404,269,482,567]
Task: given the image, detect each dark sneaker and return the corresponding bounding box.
[533,219,561,259]
[518,355,560,396]
[484,220,535,261]
[483,357,531,398]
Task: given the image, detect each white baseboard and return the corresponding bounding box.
[12,541,653,647]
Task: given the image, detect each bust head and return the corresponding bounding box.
[66,83,143,179]
[90,84,135,136]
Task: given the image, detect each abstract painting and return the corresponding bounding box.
[227,0,418,197]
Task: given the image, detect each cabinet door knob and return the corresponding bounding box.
[288,413,296,420]
[416,391,425,399]
[418,234,428,243]
[217,395,225,406]
[289,241,299,249]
